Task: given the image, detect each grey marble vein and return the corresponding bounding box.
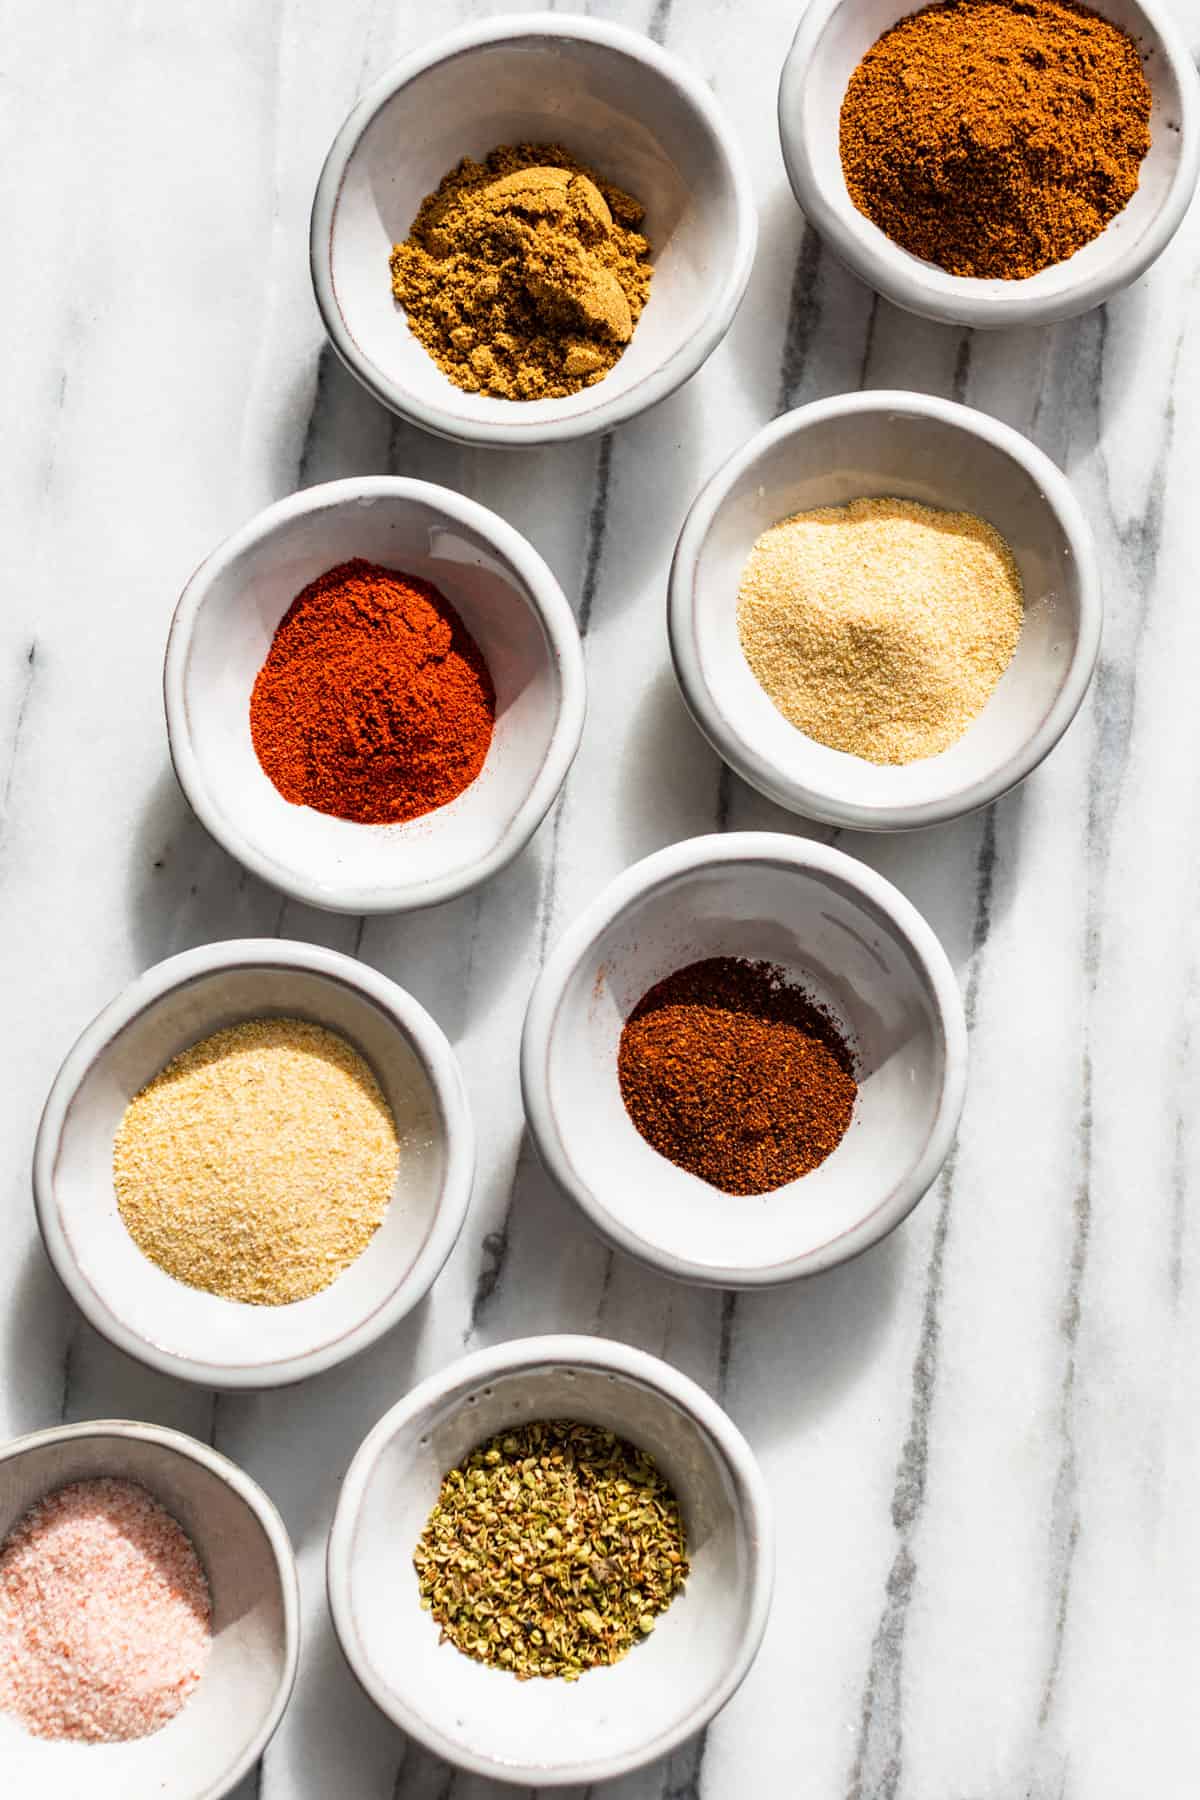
[1,641,37,832]
[846,806,998,1800]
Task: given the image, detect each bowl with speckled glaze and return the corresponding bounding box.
[669,391,1102,832]
[0,1418,299,1800]
[521,832,967,1285]
[778,0,1200,328]
[327,1335,773,1787]
[310,13,756,446]
[164,477,586,915]
[33,939,475,1390]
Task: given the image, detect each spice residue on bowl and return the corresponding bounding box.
[618,957,857,1194]
[113,1016,401,1306]
[838,0,1152,279]
[0,1478,211,1743]
[390,143,653,399]
[250,558,495,824]
[737,496,1023,765]
[415,1420,688,1679]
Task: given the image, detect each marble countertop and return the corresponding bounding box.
[5,1,1200,1795]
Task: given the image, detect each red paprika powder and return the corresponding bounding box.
[249,558,495,824]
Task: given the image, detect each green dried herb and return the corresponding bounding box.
[414,1419,689,1680]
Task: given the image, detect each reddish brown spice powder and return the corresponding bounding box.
[838,0,1152,280]
[249,558,495,824]
[617,958,857,1195]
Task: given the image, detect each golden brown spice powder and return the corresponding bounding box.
[390,143,653,400]
[112,1018,400,1305]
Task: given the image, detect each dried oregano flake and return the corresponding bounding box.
[414,1419,689,1680]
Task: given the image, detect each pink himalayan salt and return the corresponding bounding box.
[0,1476,212,1743]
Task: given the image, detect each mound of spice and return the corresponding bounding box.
[415,1420,688,1680]
[737,497,1023,765]
[0,1478,211,1743]
[391,143,653,399]
[113,1017,400,1306]
[250,558,495,824]
[618,958,857,1195]
[839,0,1152,279]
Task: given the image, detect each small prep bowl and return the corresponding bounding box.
[327,1335,773,1787]
[778,0,1200,328]
[521,833,966,1286]
[0,1418,298,1799]
[310,14,757,447]
[669,391,1101,832]
[165,478,585,914]
[33,939,474,1390]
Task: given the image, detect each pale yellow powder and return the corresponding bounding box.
[736,497,1024,765]
[112,1017,400,1306]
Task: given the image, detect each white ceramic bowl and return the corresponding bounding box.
[310,14,757,447]
[33,940,474,1390]
[0,1419,299,1799]
[778,0,1200,327]
[327,1335,773,1787]
[165,478,585,914]
[670,391,1101,832]
[521,834,966,1286]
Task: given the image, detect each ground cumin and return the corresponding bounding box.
[839,0,1152,279]
[390,143,653,399]
[617,958,857,1195]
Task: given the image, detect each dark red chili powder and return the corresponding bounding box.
[249,558,495,824]
[617,958,857,1195]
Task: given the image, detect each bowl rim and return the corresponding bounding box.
[520,831,968,1285]
[777,0,1200,328]
[309,11,759,447]
[32,938,476,1390]
[326,1332,775,1786]
[668,389,1103,832]
[0,1417,301,1800]
[163,475,587,914]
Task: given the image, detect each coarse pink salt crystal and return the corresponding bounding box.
[0,1476,212,1743]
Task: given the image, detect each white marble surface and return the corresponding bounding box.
[4,2,1200,1795]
